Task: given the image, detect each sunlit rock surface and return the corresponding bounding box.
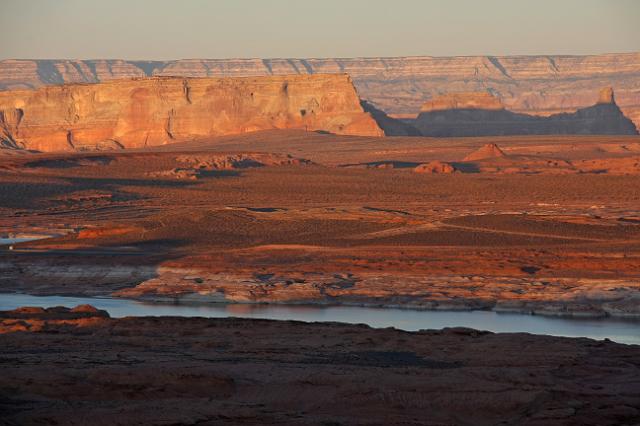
[1,53,639,130]
[0,74,382,151]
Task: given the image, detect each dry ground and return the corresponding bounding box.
[1,131,640,315]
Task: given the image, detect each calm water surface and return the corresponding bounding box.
[0,293,638,345]
[0,237,49,245]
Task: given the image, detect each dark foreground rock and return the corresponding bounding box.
[0,306,639,425]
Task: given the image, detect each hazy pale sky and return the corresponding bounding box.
[1,0,638,60]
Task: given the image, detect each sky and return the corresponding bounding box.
[0,0,638,60]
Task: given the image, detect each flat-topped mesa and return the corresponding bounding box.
[420,92,504,112]
[413,87,639,137]
[0,74,383,152]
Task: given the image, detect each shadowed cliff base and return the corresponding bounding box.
[411,88,639,137]
[360,100,421,136]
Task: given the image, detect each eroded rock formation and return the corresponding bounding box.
[413,88,639,137]
[598,87,616,104]
[0,74,383,151]
[413,160,457,174]
[463,143,507,161]
[147,153,313,180]
[1,53,639,130]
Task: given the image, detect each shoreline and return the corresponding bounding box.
[0,291,640,322]
[3,255,639,320]
[2,291,640,346]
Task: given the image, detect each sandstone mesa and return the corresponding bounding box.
[0,74,383,151]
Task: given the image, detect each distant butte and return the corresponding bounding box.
[413,88,639,137]
[597,86,615,104]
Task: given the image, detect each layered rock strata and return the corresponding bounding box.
[2,258,638,318]
[0,74,383,151]
[1,53,639,129]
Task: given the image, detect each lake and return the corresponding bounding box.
[0,236,49,246]
[1,293,638,345]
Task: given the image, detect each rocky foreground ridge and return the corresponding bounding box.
[1,53,639,130]
[1,306,639,425]
[0,74,382,151]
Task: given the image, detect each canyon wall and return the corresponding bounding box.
[1,53,639,130]
[0,74,383,151]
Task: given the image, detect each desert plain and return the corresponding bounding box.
[2,130,640,317]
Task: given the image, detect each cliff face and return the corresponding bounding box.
[1,53,639,130]
[0,74,383,151]
[420,92,504,112]
[413,88,639,137]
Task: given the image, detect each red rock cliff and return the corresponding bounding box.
[0,74,383,151]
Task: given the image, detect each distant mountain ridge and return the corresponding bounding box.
[1,53,639,130]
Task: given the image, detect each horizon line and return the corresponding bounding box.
[2,50,640,63]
